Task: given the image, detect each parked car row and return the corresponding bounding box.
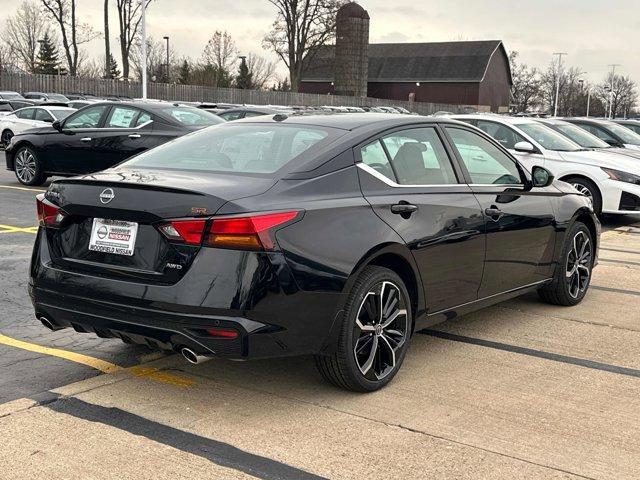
[446,114,640,216]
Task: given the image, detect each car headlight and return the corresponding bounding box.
[601,167,640,185]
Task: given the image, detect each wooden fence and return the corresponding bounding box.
[0,72,477,115]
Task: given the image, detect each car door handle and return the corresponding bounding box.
[80,137,92,142]
[391,203,418,216]
[484,207,503,219]
[128,134,141,139]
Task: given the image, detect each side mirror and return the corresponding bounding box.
[514,141,536,153]
[531,166,554,188]
[52,120,62,131]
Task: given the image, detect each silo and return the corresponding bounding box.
[334,2,369,98]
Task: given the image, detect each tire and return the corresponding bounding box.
[315,266,412,392]
[1,129,13,148]
[564,176,602,215]
[13,145,46,186]
[538,221,594,306]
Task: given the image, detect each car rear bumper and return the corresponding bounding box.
[30,228,347,359]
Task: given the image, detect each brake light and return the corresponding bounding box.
[206,211,299,251]
[158,219,206,245]
[36,193,65,228]
[205,328,238,339]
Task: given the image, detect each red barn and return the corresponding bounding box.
[300,40,513,112]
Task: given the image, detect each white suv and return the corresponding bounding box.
[451,114,640,215]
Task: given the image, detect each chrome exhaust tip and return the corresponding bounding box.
[180,347,211,365]
[40,317,63,331]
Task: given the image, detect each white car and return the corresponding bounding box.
[452,114,640,216]
[0,105,75,146]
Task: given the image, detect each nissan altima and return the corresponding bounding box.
[30,114,599,391]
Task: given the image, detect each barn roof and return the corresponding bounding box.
[301,40,511,84]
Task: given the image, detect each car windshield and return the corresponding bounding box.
[49,109,74,120]
[518,123,582,151]
[47,93,70,102]
[554,123,611,149]
[605,122,640,145]
[160,106,224,126]
[124,123,342,175]
[1,93,23,100]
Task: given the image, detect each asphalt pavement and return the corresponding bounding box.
[1,151,640,479]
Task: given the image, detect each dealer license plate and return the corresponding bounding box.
[88,218,138,256]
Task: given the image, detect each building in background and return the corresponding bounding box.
[300,2,512,113]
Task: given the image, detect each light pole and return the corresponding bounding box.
[552,52,567,117]
[607,64,620,119]
[578,79,591,117]
[140,0,147,99]
[163,36,170,83]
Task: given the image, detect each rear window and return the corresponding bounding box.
[160,106,224,126]
[124,123,339,174]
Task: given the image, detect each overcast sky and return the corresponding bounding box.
[1,0,638,84]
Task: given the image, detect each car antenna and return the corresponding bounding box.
[273,113,288,122]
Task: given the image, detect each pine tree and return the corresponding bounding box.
[178,59,190,84]
[235,57,253,89]
[106,53,120,79]
[35,33,64,75]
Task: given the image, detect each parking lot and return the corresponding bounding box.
[1,152,639,479]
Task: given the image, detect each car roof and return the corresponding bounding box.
[451,113,538,126]
[233,112,462,131]
[614,119,640,124]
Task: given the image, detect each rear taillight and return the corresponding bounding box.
[158,219,206,245]
[157,211,299,251]
[36,193,65,228]
[205,211,299,251]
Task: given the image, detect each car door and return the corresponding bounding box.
[90,106,154,170]
[357,125,485,313]
[46,104,110,174]
[444,125,557,297]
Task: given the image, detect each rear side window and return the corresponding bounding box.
[16,108,36,120]
[105,106,140,128]
[125,124,340,174]
[64,105,109,129]
[219,111,244,121]
[382,127,458,185]
[135,112,152,126]
[361,140,395,182]
[160,106,223,126]
[446,127,521,185]
[581,124,615,142]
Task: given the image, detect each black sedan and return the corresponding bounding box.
[5,101,224,185]
[218,106,293,121]
[30,114,599,391]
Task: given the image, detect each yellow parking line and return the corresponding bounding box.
[0,185,46,193]
[0,333,196,388]
[0,224,38,234]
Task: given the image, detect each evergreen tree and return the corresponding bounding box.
[106,53,120,79]
[178,59,191,84]
[235,56,253,89]
[35,32,64,75]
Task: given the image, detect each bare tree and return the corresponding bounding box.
[115,0,152,80]
[41,0,99,76]
[0,43,16,73]
[595,73,638,118]
[263,0,343,90]
[246,53,277,89]
[2,1,50,73]
[202,31,238,74]
[509,51,542,113]
[131,36,175,82]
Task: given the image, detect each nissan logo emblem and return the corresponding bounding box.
[99,188,115,204]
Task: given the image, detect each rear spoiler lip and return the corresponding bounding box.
[48,178,207,196]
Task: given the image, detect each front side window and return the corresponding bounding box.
[219,111,244,121]
[446,127,522,185]
[34,109,54,122]
[125,124,338,175]
[64,105,109,129]
[517,123,581,151]
[381,127,458,185]
[605,122,640,145]
[475,120,526,150]
[554,124,610,149]
[105,106,141,128]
